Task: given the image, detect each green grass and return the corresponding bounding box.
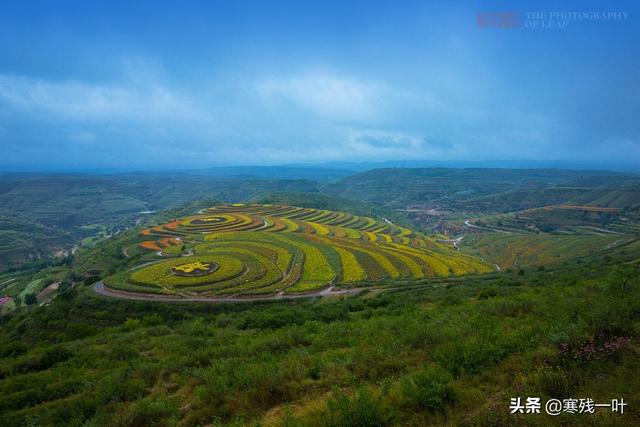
[18,278,44,300]
[0,254,638,426]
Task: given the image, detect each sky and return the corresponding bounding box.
[0,0,638,171]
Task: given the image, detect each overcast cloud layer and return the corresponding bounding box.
[0,0,638,170]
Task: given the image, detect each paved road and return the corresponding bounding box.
[93,281,362,303]
[464,219,512,234]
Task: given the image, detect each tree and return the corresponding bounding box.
[57,282,78,301]
[25,293,38,306]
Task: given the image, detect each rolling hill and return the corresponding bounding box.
[323,168,640,211]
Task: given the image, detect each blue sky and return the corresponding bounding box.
[0,0,638,170]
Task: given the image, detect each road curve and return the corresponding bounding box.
[93,281,362,303]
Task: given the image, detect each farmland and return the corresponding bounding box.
[107,204,493,296]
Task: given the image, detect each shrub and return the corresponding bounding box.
[97,372,147,403]
[324,387,392,427]
[57,282,77,301]
[523,366,573,398]
[434,339,507,377]
[477,288,498,299]
[123,318,141,330]
[400,366,455,412]
[142,314,163,326]
[608,266,638,294]
[25,293,38,306]
[122,396,179,427]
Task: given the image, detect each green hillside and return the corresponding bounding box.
[323,168,639,208]
[0,241,638,426]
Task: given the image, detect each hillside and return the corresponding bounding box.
[2,167,639,272]
[324,168,640,211]
[0,173,322,270]
[447,183,640,214]
[106,204,491,297]
[0,233,638,426]
[0,216,74,271]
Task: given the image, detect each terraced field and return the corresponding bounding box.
[106,204,493,296]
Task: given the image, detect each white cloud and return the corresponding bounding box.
[257,73,386,121]
[1,65,627,168]
[0,73,203,123]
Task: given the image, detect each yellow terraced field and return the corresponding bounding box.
[107,204,494,296]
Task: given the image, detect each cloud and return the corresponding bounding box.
[349,128,423,150]
[0,64,636,169]
[257,73,386,121]
[343,128,457,160]
[0,73,203,123]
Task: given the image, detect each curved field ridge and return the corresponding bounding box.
[109,204,493,296]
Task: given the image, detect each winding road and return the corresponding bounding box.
[464,219,512,234]
[436,236,463,250]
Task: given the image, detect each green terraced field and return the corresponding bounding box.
[106,204,494,296]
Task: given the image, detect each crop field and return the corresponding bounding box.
[106,204,493,296]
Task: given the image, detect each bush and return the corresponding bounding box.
[121,396,179,427]
[96,370,147,403]
[608,266,638,294]
[142,314,163,326]
[24,293,38,306]
[324,387,392,427]
[477,288,498,299]
[57,282,78,301]
[123,318,141,330]
[434,339,507,377]
[523,366,573,398]
[400,366,455,412]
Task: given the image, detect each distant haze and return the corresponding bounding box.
[0,0,638,170]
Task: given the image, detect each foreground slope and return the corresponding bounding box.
[0,246,638,426]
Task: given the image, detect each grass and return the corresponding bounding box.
[18,278,44,300]
[0,255,638,426]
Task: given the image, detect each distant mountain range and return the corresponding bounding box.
[2,158,639,176]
